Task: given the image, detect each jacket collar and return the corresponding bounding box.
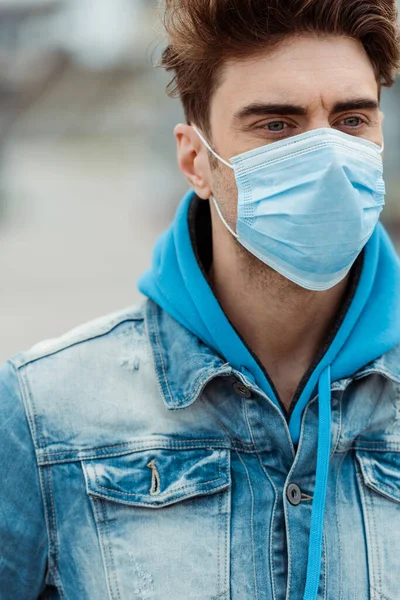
[145,298,400,411]
[145,298,233,410]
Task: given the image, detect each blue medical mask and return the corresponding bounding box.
[193,126,385,291]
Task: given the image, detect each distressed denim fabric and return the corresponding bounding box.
[1,297,400,600]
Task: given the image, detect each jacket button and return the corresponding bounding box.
[287,483,302,506]
[233,381,252,399]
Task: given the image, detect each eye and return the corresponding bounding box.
[340,116,364,128]
[265,121,288,132]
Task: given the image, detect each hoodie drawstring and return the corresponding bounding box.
[302,365,332,600]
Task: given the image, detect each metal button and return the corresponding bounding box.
[233,381,252,399]
[287,483,302,506]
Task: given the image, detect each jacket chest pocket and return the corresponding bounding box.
[82,446,231,600]
[355,447,400,600]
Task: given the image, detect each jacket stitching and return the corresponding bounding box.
[44,465,66,599]
[88,482,230,507]
[335,451,348,600]
[18,364,45,450]
[217,490,222,596]
[356,456,400,503]
[143,298,175,413]
[212,589,230,600]
[15,364,65,596]
[368,481,400,503]
[38,438,241,456]
[90,453,224,499]
[243,400,278,600]
[355,458,379,598]
[37,440,257,465]
[335,444,400,456]
[336,442,400,453]
[370,585,397,600]
[102,501,122,600]
[12,311,145,369]
[150,300,175,405]
[91,499,114,600]
[36,464,54,586]
[37,437,389,465]
[370,477,383,595]
[234,449,259,600]
[96,499,122,600]
[223,454,230,595]
[352,440,400,445]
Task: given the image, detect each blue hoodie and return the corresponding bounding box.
[138,189,400,600]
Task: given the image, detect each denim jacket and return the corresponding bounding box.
[1,296,400,600]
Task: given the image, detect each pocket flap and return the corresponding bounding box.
[82,447,230,508]
[355,449,400,503]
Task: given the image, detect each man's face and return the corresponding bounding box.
[199,34,383,229]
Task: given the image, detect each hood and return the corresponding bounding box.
[138,189,400,600]
[138,190,400,434]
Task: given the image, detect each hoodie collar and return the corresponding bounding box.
[145,296,400,412]
[139,189,400,435]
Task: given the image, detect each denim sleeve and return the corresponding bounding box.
[0,360,48,598]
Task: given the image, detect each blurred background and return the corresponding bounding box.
[0,0,399,362]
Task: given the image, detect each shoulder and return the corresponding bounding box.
[0,359,23,415]
[9,299,147,371]
[2,298,160,459]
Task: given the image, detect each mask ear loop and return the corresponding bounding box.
[192,125,239,239]
[192,125,234,169]
[211,195,239,239]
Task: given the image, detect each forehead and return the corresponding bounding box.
[210,35,379,123]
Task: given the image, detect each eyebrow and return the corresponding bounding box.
[233,98,380,122]
[234,103,307,121]
[332,99,380,113]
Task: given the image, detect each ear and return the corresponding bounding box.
[174,124,212,200]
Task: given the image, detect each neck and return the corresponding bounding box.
[208,219,351,411]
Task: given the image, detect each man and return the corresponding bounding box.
[1,0,400,598]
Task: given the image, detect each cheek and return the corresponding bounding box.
[362,119,383,147]
[212,167,239,223]
[371,129,384,148]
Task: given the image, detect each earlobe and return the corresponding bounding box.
[174,124,212,200]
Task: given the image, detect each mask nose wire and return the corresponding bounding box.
[192,125,234,170]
